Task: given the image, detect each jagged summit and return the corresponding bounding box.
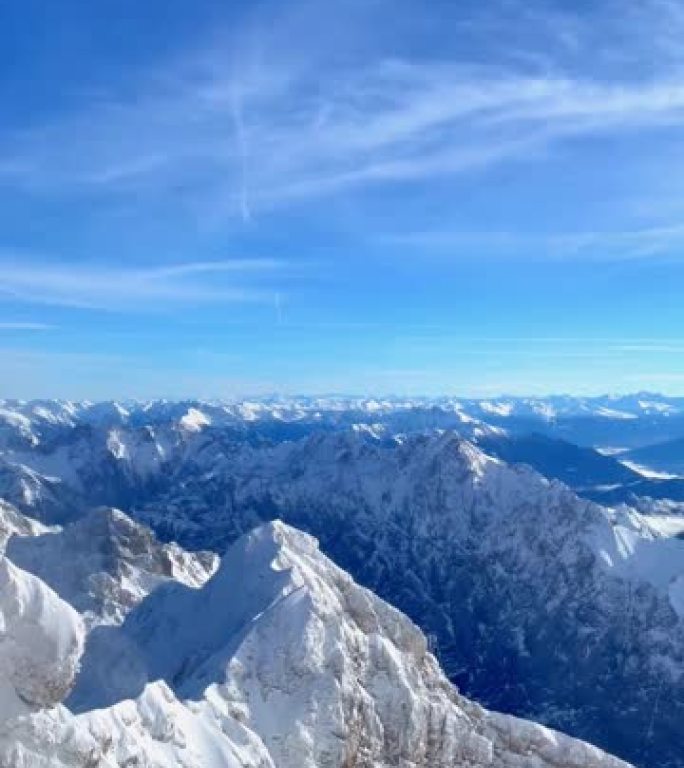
[3,520,631,767]
[7,506,218,628]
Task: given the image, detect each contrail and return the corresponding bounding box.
[230,86,252,223]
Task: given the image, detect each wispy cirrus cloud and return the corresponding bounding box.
[7,68,684,208]
[3,0,684,220]
[0,321,55,330]
[0,257,285,310]
[383,223,684,261]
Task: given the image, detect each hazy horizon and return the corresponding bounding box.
[3,389,684,404]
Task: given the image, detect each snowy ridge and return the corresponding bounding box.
[1,521,631,767]
[3,397,684,520]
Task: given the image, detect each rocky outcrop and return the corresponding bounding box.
[7,507,217,628]
[0,500,53,552]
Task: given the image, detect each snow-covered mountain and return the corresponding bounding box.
[7,507,217,628]
[3,392,684,454]
[0,499,54,551]
[128,431,684,767]
[1,521,631,767]
[3,395,684,512]
[1,398,683,766]
[0,555,83,723]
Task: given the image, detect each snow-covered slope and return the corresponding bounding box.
[7,507,217,628]
[0,556,83,722]
[0,457,75,523]
[1,681,274,768]
[2,521,631,768]
[0,499,53,552]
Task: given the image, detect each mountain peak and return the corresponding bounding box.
[65,519,631,768]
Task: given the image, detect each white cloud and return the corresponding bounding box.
[383,223,684,261]
[3,0,684,220]
[0,258,285,310]
[0,321,54,330]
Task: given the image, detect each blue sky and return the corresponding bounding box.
[2,0,684,398]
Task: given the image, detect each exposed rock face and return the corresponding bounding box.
[7,507,218,628]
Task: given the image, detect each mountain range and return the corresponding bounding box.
[1,396,683,767]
